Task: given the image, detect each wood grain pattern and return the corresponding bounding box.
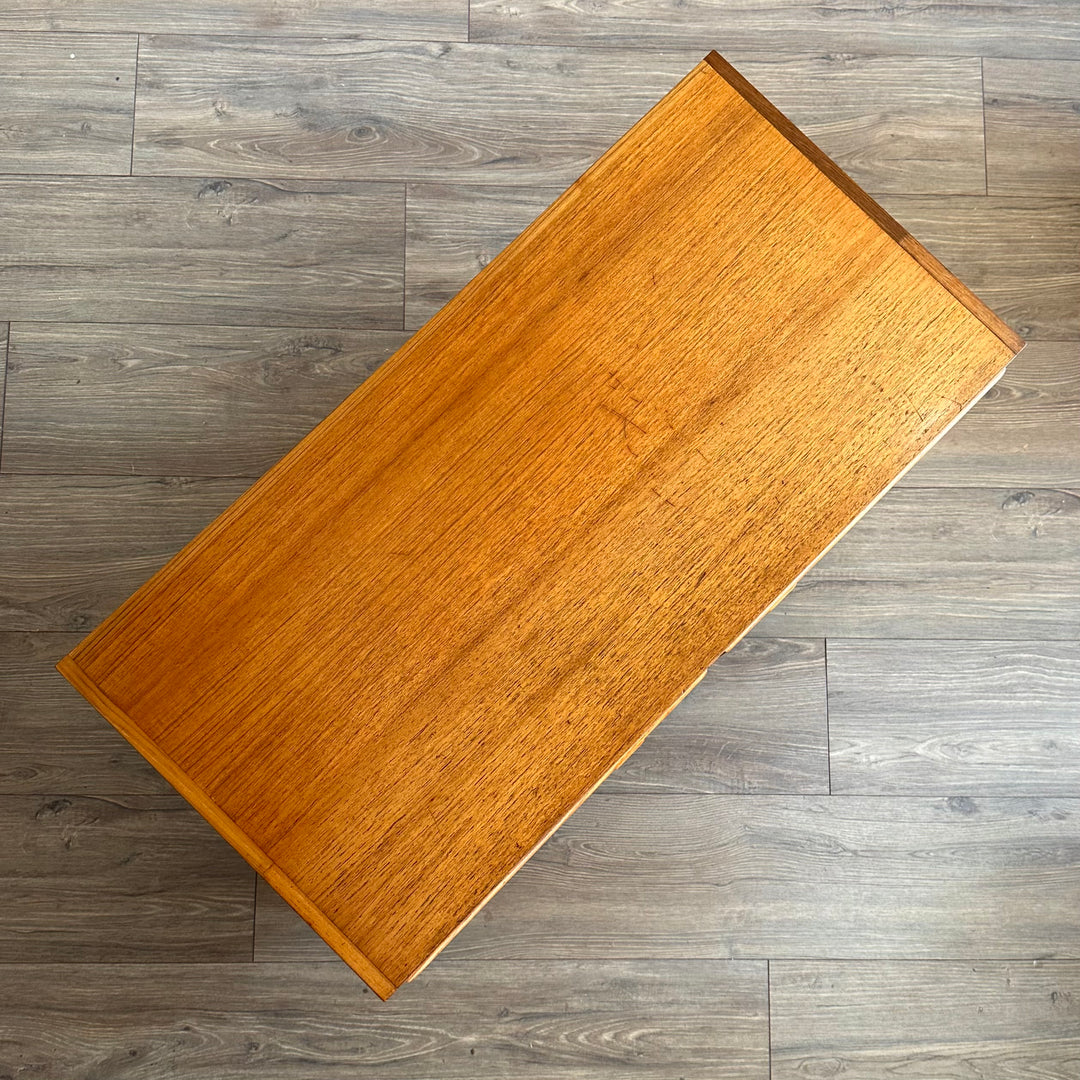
[0,633,169,794]
[134,39,687,185]
[0,33,136,175]
[0,1,467,38]
[0,474,247,631]
[755,487,1080,640]
[0,177,403,327]
[985,59,1080,196]
[771,961,1080,1079]
[254,877,336,960]
[409,186,1073,339]
[60,55,1019,997]
[134,41,985,193]
[880,194,1080,340]
[900,341,1080,488]
[405,183,556,329]
[829,641,1080,795]
[0,794,253,961]
[0,321,8,465]
[2,324,409,476]
[0,960,768,1079]
[600,637,829,794]
[469,0,1080,60]
[431,796,1080,961]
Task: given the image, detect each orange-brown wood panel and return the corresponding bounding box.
[59,52,1022,998]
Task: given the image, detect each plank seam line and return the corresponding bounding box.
[129,34,140,176]
[0,323,8,473]
[980,56,989,197]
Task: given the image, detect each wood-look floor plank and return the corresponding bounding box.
[0,1,467,38]
[771,961,1080,1079]
[754,487,1080,640]
[0,33,136,176]
[0,474,248,632]
[469,0,1080,60]
[255,877,334,961]
[0,321,8,463]
[601,638,829,794]
[2,324,409,476]
[405,183,556,328]
[880,194,1079,341]
[901,341,1080,488]
[257,795,1080,962]
[829,641,1080,796]
[408,187,1077,341]
[0,794,253,961]
[0,959,769,1079]
[985,59,1080,197]
[0,177,403,327]
[134,39,688,186]
[0,632,168,794]
[134,41,984,193]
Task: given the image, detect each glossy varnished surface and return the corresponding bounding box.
[58,53,1020,998]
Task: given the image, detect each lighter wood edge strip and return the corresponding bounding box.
[54,653,399,1000]
[702,50,1025,356]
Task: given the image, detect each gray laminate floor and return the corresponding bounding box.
[1,3,1078,1077]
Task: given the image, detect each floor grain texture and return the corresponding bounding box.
[771,961,1080,1079]
[2,323,409,476]
[0,1,468,38]
[256,794,1080,962]
[0,33,137,176]
[829,641,1080,795]
[984,59,1080,196]
[0,632,169,793]
[1,2,1077,1074]
[0,474,248,631]
[133,41,986,193]
[756,487,1080,640]
[469,0,1080,60]
[0,960,769,1079]
[432,795,1080,962]
[0,177,404,327]
[901,341,1080,488]
[0,793,254,962]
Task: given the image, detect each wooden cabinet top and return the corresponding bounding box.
[59,52,1022,998]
